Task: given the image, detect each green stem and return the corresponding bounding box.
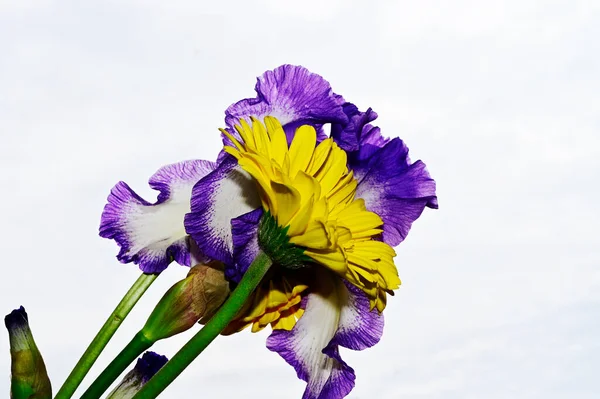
[80,331,154,399]
[54,273,159,399]
[132,252,273,399]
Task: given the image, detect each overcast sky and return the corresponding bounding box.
[1,1,599,398]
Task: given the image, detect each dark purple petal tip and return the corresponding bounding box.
[4,306,27,330]
[134,351,168,383]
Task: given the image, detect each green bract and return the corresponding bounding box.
[258,211,312,270]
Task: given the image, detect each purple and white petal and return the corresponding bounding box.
[317,345,355,399]
[229,208,263,283]
[224,65,348,143]
[354,138,438,247]
[99,160,215,273]
[184,155,261,267]
[331,103,388,153]
[267,272,356,399]
[329,282,384,351]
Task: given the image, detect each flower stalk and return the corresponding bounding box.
[132,251,273,399]
[54,272,159,399]
[80,332,153,399]
[79,263,229,399]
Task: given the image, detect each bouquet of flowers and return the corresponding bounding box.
[5,65,437,399]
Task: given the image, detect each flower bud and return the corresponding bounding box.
[106,351,168,399]
[4,306,52,399]
[141,262,230,342]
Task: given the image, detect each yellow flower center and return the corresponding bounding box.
[223,116,400,322]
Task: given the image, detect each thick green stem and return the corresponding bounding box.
[80,331,153,399]
[54,273,159,399]
[132,252,273,399]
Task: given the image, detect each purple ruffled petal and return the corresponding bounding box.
[331,103,388,153]
[229,208,263,283]
[267,272,382,399]
[184,155,260,267]
[353,138,438,246]
[329,102,437,245]
[224,65,347,143]
[330,282,384,351]
[99,160,215,273]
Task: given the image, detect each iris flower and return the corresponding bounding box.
[100,65,437,399]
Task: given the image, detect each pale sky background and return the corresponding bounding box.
[1,1,599,398]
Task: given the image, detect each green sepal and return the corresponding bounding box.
[258,211,312,269]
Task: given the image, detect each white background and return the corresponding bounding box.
[1,1,598,398]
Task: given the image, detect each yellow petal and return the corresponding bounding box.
[350,228,384,239]
[327,173,357,210]
[311,197,329,220]
[289,219,330,249]
[250,117,271,159]
[223,145,241,160]
[237,158,275,211]
[266,280,289,307]
[338,211,383,233]
[287,195,315,237]
[257,310,281,326]
[316,143,348,195]
[220,128,244,151]
[236,119,256,151]
[264,116,289,165]
[288,125,316,177]
[291,284,309,297]
[350,240,397,257]
[303,248,347,274]
[306,139,332,176]
[270,181,302,227]
[278,294,302,312]
[251,322,267,333]
[272,313,296,330]
[292,171,321,206]
[375,295,387,313]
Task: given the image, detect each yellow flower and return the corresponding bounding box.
[223,274,308,334]
[222,117,400,314]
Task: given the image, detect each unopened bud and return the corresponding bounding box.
[106,351,167,399]
[141,262,230,341]
[4,306,52,399]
